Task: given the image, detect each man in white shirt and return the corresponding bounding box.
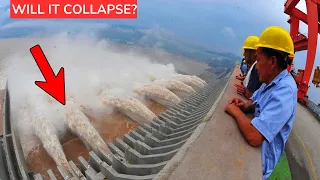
[235,36,262,99]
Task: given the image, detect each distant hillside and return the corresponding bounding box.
[95,25,240,68]
[0,22,240,68]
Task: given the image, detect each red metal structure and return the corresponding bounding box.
[284,0,320,104]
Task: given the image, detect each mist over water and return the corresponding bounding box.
[0,32,208,176]
[4,33,179,157]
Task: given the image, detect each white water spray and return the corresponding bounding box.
[99,88,157,124]
[133,85,182,108]
[173,74,206,90]
[3,33,206,174]
[20,102,72,175]
[63,100,111,154]
[152,79,196,99]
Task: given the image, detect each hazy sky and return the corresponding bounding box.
[0,0,309,54]
[0,0,319,103]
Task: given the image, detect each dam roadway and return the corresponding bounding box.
[157,66,320,180]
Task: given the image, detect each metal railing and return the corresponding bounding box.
[306,99,320,119]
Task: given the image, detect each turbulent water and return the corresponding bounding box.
[173,74,207,90]
[0,35,209,177]
[133,85,182,108]
[100,88,157,124]
[63,100,112,155]
[152,79,196,99]
[29,111,72,176]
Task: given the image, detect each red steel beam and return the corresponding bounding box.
[291,8,320,33]
[290,16,300,37]
[285,0,301,14]
[294,39,308,51]
[288,16,301,71]
[285,0,320,100]
[292,33,308,52]
[292,8,307,23]
[303,0,318,86]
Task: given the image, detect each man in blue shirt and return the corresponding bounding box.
[240,58,247,76]
[225,26,298,180]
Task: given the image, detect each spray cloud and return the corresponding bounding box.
[5,33,179,159]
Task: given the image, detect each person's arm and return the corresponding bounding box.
[242,100,255,113]
[229,97,255,113]
[244,90,253,99]
[240,85,261,113]
[245,67,261,99]
[251,85,296,144]
[235,85,254,100]
[225,104,264,147]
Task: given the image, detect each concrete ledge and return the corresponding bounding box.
[159,66,262,180]
[285,103,320,180]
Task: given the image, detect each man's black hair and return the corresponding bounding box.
[244,49,256,66]
[260,47,291,71]
[246,49,255,53]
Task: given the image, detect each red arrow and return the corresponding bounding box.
[30,44,66,105]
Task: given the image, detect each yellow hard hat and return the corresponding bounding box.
[255,26,295,57]
[289,54,295,59]
[242,36,260,50]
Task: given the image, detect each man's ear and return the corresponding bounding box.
[270,56,277,68]
[253,51,257,58]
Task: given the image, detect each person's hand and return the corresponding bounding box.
[234,84,246,95]
[225,103,241,117]
[228,97,245,107]
[236,76,245,81]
